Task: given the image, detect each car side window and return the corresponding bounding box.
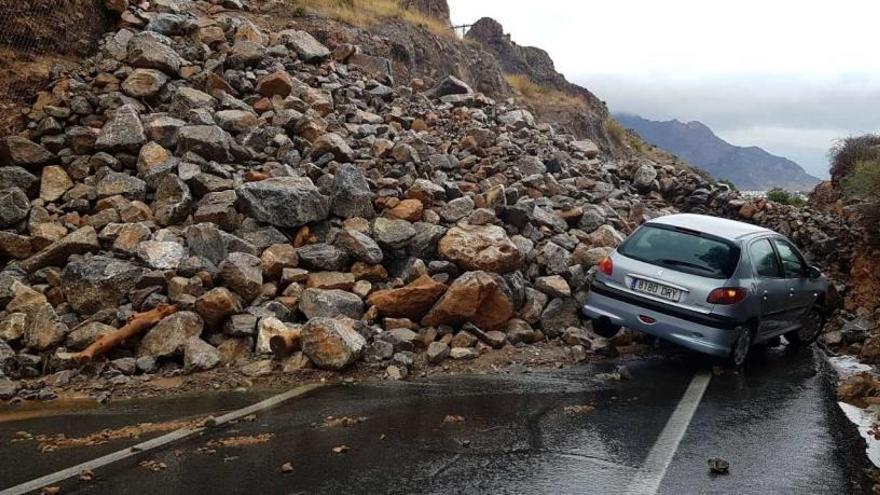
[774,240,807,278]
[749,239,782,278]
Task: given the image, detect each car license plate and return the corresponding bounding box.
[630,278,681,302]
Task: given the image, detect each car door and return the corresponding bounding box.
[747,238,790,337]
[772,238,815,325]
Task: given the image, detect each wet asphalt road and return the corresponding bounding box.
[0,346,867,494]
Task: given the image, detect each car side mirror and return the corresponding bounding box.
[807,266,822,279]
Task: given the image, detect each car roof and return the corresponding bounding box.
[645,213,773,241]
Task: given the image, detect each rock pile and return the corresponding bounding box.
[0,0,855,396]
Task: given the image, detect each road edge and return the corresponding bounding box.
[0,382,325,495]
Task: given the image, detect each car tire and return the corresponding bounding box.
[727,326,753,369]
[786,306,824,347]
[592,318,621,338]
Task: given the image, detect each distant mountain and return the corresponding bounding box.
[615,114,821,191]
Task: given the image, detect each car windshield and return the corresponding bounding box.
[618,224,740,278]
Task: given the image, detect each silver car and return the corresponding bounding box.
[582,213,827,367]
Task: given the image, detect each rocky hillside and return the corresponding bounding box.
[617,114,822,191]
[0,0,868,403]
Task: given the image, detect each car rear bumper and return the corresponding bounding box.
[582,284,740,358]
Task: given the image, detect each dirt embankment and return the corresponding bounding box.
[0,0,110,133]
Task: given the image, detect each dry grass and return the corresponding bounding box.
[604,117,644,153]
[504,74,585,109]
[294,0,453,37]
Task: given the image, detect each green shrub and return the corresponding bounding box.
[843,159,880,200]
[766,188,806,206]
[829,134,880,181]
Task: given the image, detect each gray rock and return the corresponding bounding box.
[138,311,204,358]
[633,163,658,191]
[184,337,220,372]
[373,217,415,249]
[540,298,581,338]
[65,321,115,351]
[312,133,354,161]
[185,223,227,265]
[426,76,473,98]
[137,240,185,269]
[331,164,375,219]
[176,125,232,162]
[170,87,217,117]
[153,175,192,226]
[440,196,475,223]
[335,229,383,264]
[127,35,183,75]
[0,187,30,228]
[0,166,39,194]
[278,29,331,62]
[3,136,52,166]
[96,170,146,199]
[300,289,364,319]
[95,104,146,152]
[517,156,546,176]
[61,256,143,315]
[122,68,169,97]
[236,177,329,228]
[426,341,450,363]
[21,226,100,273]
[296,243,349,271]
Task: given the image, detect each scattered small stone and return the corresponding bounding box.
[708,457,730,474]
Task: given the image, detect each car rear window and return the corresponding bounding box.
[618,224,740,278]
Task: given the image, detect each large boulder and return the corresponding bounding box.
[438,225,523,273]
[301,317,366,370]
[278,29,331,62]
[367,275,448,320]
[95,104,146,152]
[138,311,204,358]
[127,35,183,75]
[330,164,375,219]
[422,271,514,329]
[237,177,329,228]
[300,289,364,319]
[61,256,143,315]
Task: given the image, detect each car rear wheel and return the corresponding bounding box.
[786,306,824,346]
[727,326,753,368]
[592,318,621,338]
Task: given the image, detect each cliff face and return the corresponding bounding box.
[465,17,619,153]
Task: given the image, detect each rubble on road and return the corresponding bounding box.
[0,0,861,403]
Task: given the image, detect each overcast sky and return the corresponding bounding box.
[449,0,880,179]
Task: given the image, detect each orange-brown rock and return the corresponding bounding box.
[437,224,523,273]
[367,275,448,319]
[386,199,423,222]
[421,271,513,329]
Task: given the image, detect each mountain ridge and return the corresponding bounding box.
[616,114,822,191]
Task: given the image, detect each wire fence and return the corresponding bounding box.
[0,0,109,102]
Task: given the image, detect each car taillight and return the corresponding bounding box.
[707,287,748,305]
[598,256,613,276]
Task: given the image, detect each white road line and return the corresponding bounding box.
[624,370,712,495]
[1,383,324,495]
